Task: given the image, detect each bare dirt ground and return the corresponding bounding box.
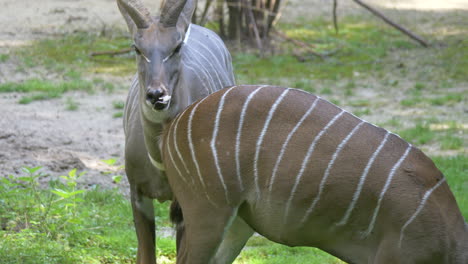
[0,0,467,191]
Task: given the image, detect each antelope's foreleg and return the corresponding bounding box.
[130,187,156,264]
[176,203,238,264]
[212,216,254,264]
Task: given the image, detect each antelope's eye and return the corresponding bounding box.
[132,44,141,55]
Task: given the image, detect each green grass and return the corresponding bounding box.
[15,32,135,76]
[0,79,93,104]
[113,100,125,110]
[1,156,466,264]
[65,97,79,111]
[432,155,468,219]
[235,237,344,264]
[0,167,172,264]
[0,53,9,63]
[398,123,436,145]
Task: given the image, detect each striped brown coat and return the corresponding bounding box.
[162,85,467,264]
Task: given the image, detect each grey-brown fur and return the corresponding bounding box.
[118,0,235,263]
[161,85,467,264]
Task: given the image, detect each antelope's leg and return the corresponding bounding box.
[130,186,156,264]
[372,235,402,264]
[212,216,254,263]
[176,204,238,264]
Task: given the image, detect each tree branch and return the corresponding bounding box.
[352,0,429,47]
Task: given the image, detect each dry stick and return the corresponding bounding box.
[333,0,339,34]
[273,30,324,59]
[199,0,214,26]
[243,0,264,55]
[352,0,429,47]
[90,48,132,57]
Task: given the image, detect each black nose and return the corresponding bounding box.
[146,88,164,104]
[146,88,169,110]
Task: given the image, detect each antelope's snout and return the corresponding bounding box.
[146,87,171,111]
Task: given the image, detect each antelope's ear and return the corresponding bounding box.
[176,0,196,37]
[117,0,152,35]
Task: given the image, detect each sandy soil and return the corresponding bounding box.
[0,0,466,191]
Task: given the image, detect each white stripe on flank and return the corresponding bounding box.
[188,96,210,189]
[235,85,269,191]
[267,96,320,199]
[335,131,390,227]
[363,143,412,237]
[183,49,217,92]
[211,86,237,203]
[399,178,446,247]
[301,120,365,224]
[198,27,228,66]
[185,46,224,89]
[253,89,291,198]
[283,110,345,224]
[182,61,211,94]
[173,107,192,177]
[166,118,187,184]
[191,38,231,82]
[187,96,218,206]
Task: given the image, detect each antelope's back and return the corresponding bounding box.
[164,85,459,232]
[164,84,466,264]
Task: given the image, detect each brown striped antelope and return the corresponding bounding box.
[117,0,235,263]
[161,85,468,264]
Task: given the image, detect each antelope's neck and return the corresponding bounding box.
[140,108,165,163]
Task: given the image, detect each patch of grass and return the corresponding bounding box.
[113,111,124,118]
[65,97,79,111]
[319,87,333,95]
[0,53,9,62]
[440,135,463,150]
[234,18,418,83]
[429,93,463,106]
[400,97,423,107]
[349,99,370,107]
[235,237,344,264]
[432,155,468,219]
[0,166,172,264]
[14,32,135,76]
[398,123,435,145]
[113,100,125,110]
[0,79,93,104]
[353,108,371,117]
[436,38,468,80]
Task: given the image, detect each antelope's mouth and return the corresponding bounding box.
[147,95,171,110]
[146,87,172,111]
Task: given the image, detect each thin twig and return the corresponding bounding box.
[90,48,132,57]
[273,29,324,59]
[352,0,429,47]
[199,0,214,26]
[243,0,264,55]
[333,0,339,34]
